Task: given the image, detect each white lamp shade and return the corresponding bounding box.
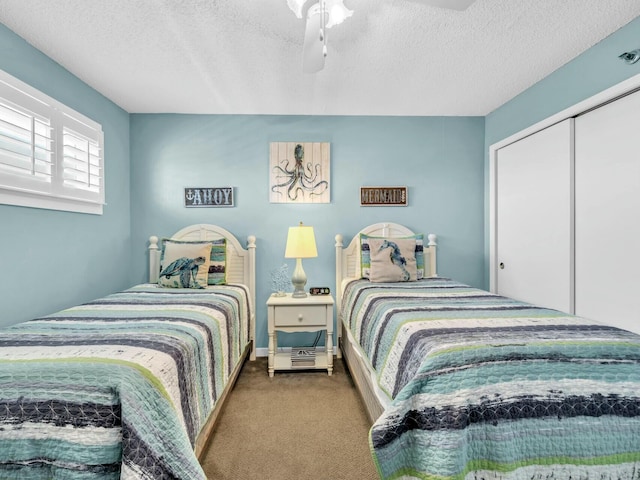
[285,224,318,259]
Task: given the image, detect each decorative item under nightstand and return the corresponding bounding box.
[267,293,335,377]
[270,264,289,297]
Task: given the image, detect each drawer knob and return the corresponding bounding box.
[298,314,303,321]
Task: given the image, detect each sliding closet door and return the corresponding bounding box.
[495,119,573,313]
[575,90,640,333]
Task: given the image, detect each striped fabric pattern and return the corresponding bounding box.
[341,278,640,480]
[0,283,250,479]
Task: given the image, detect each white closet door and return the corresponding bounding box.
[575,90,640,333]
[496,119,573,313]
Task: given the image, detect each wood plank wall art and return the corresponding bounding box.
[269,142,330,204]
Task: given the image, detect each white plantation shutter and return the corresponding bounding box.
[61,111,103,201]
[0,69,104,214]
[0,92,54,192]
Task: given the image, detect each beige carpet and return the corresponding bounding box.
[201,356,380,479]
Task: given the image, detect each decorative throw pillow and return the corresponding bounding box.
[360,233,425,279]
[206,239,227,285]
[158,241,212,289]
[160,238,227,285]
[368,237,418,282]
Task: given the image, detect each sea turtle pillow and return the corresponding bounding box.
[158,241,212,289]
[160,238,227,285]
[367,237,418,283]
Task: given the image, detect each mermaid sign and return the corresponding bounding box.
[360,186,408,206]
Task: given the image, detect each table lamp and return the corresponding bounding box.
[284,222,318,297]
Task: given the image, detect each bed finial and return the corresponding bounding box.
[149,236,160,284]
[428,234,437,246]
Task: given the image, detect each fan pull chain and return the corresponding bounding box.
[321,0,327,58]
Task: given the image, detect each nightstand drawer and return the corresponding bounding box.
[274,305,326,327]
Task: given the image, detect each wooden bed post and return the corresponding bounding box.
[335,234,344,356]
[149,235,160,283]
[428,233,437,277]
[247,235,257,361]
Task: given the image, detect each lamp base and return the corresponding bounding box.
[291,258,308,298]
[291,289,308,298]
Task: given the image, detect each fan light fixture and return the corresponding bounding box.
[287,0,353,73]
[287,0,353,27]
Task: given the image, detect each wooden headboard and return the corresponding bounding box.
[148,223,257,360]
[334,222,437,335]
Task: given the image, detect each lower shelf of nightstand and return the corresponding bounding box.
[272,351,331,372]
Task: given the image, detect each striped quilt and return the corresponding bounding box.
[341,277,640,480]
[0,283,251,479]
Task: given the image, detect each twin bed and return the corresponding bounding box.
[336,222,640,480]
[0,224,256,479]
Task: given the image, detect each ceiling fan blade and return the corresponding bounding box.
[302,5,325,73]
[419,0,476,10]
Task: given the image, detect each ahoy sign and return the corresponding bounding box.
[184,187,234,207]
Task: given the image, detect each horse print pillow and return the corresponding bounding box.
[158,241,212,288]
[367,237,418,282]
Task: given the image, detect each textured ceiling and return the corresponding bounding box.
[1,0,639,116]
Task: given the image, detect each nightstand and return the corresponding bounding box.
[267,293,335,377]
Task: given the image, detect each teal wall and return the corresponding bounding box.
[0,24,131,327]
[130,114,485,349]
[484,16,640,285]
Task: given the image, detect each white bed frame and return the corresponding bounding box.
[148,224,257,459]
[334,222,437,423]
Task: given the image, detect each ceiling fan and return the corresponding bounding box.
[288,0,477,73]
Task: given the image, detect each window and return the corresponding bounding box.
[0,69,104,215]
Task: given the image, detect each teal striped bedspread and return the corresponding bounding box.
[0,283,251,479]
[341,277,640,480]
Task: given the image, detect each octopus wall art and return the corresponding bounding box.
[269,142,330,203]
